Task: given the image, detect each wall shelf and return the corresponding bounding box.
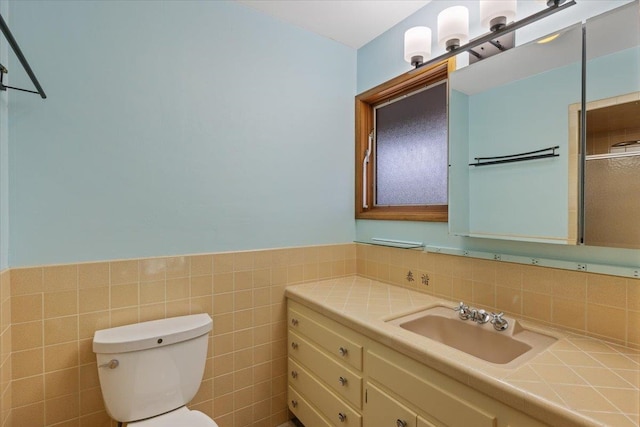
[425,245,639,279]
[355,238,425,250]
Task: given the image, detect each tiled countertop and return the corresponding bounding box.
[286,276,640,427]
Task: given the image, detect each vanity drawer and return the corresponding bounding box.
[288,385,333,427]
[289,330,363,409]
[288,301,363,371]
[367,349,496,427]
[289,357,362,427]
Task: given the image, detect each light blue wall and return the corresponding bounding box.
[447,88,469,236]
[587,47,640,101]
[0,0,8,270]
[356,0,640,268]
[7,0,356,267]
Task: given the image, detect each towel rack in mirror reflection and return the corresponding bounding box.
[469,145,559,167]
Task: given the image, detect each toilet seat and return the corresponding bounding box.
[128,407,219,427]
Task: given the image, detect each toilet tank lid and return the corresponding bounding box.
[93,314,212,354]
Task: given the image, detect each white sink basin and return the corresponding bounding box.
[386,306,557,367]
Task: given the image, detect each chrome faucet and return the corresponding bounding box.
[490,312,509,331]
[455,302,489,323]
[470,308,491,324]
[454,302,509,331]
[454,301,473,320]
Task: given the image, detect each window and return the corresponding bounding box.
[355,59,453,221]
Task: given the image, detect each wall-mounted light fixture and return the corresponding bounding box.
[404,27,432,67]
[480,0,517,32]
[404,0,575,69]
[438,6,469,52]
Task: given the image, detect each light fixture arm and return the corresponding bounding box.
[412,0,576,72]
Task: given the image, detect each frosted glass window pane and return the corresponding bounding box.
[584,155,640,249]
[375,82,447,206]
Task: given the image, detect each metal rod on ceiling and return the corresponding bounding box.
[0,13,47,99]
[411,0,577,72]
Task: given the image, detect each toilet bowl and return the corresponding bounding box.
[93,314,218,426]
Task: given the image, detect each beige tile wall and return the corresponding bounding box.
[356,244,640,349]
[7,244,356,427]
[1,270,10,427]
[3,242,637,426]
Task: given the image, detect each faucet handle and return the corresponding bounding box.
[490,312,509,331]
[454,302,470,320]
[454,302,466,311]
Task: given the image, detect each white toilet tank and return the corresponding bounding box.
[93,314,213,423]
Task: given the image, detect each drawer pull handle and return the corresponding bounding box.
[291,342,299,350]
[291,370,298,379]
[291,400,298,408]
[396,420,408,427]
[338,412,347,422]
[339,346,348,356]
[339,376,348,386]
[291,318,299,326]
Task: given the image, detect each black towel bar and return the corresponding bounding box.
[469,146,559,167]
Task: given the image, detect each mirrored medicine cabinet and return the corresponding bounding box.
[449,0,640,250]
[582,1,640,249]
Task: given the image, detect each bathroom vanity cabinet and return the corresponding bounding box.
[287,300,546,427]
[287,300,364,426]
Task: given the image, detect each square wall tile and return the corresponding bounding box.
[587,303,626,343]
[44,265,78,292]
[587,273,626,309]
[45,290,79,318]
[190,255,213,276]
[11,294,42,323]
[10,268,43,296]
[110,260,139,285]
[78,262,109,289]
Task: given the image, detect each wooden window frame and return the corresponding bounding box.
[355,59,455,222]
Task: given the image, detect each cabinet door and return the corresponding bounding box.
[367,349,496,427]
[583,1,640,250]
[417,416,438,427]
[364,382,416,427]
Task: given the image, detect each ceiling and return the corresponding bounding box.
[235,0,432,49]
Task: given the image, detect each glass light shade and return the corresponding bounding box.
[404,27,432,65]
[480,0,517,31]
[437,6,469,50]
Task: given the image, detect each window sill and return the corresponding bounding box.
[356,206,448,222]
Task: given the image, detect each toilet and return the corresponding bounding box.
[93,314,218,427]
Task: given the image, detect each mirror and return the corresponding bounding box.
[449,23,583,244]
[583,1,640,249]
[449,0,640,249]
